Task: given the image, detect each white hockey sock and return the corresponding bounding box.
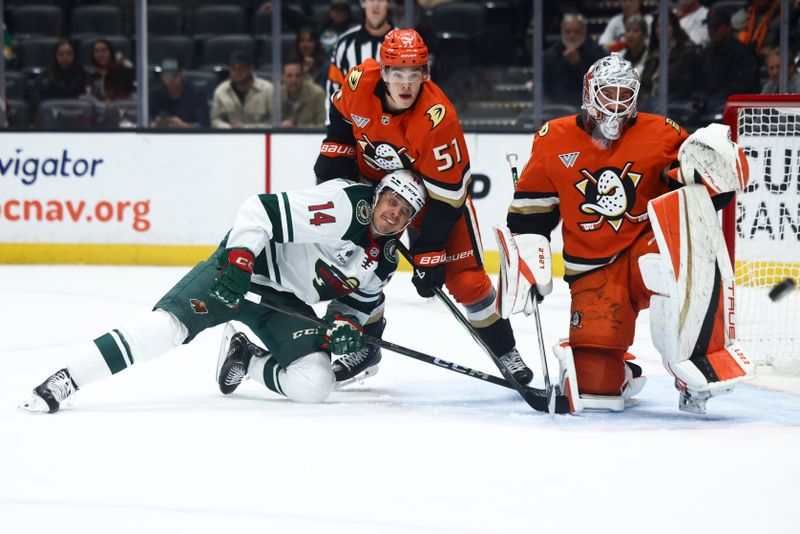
[68,310,188,388]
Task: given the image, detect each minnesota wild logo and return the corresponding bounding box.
[312,259,360,300]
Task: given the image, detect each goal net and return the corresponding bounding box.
[723,95,800,373]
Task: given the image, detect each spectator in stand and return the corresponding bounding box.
[327,0,394,115]
[149,58,209,129]
[675,0,709,47]
[88,39,135,102]
[761,48,800,93]
[543,13,605,105]
[40,39,88,101]
[321,0,358,43]
[211,51,274,129]
[256,1,310,33]
[280,57,326,128]
[737,0,781,56]
[640,11,699,111]
[694,8,760,114]
[3,23,13,63]
[598,0,652,52]
[619,14,649,76]
[295,25,329,89]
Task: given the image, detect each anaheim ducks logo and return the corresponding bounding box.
[357,132,416,171]
[426,104,446,129]
[574,162,648,232]
[347,68,364,91]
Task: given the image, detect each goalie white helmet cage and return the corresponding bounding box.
[582,54,641,141]
[373,170,426,231]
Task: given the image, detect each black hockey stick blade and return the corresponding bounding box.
[397,243,570,414]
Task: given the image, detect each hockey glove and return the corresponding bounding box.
[321,312,365,355]
[209,248,255,308]
[411,246,447,298]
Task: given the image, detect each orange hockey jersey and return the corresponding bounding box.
[509,113,688,281]
[316,58,470,210]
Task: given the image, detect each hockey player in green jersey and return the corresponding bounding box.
[19,170,426,414]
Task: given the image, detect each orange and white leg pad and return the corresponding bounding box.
[552,342,646,413]
[643,185,755,414]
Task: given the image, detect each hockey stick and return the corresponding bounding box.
[243,293,547,399]
[504,151,554,395]
[397,243,570,414]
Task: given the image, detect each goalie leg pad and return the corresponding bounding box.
[644,186,754,410]
[494,225,552,319]
[554,342,628,413]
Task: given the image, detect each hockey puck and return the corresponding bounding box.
[768,278,796,302]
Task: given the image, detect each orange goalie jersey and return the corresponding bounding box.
[317,58,470,210]
[509,113,688,282]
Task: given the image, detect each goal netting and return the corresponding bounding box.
[723,95,800,374]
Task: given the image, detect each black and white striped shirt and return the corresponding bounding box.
[325,24,393,120]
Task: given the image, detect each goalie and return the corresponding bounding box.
[495,54,753,414]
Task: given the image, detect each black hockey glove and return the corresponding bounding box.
[411,245,447,298]
[209,248,255,308]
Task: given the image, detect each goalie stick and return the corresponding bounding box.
[397,243,570,414]
[243,293,556,405]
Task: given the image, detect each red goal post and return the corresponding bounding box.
[722,94,800,372]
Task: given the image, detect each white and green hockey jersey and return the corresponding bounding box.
[227,179,398,324]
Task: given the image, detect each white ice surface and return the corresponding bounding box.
[1,266,799,534]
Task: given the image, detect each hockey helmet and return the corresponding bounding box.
[380,29,430,82]
[373,170,426,231]
[582,54,640,141]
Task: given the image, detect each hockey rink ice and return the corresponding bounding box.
[1,265,799,533]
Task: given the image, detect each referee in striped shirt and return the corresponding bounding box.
[325,0,394,120]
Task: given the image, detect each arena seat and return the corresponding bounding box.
[70,5,125,40]
[147,5,184,36]
[37,99,94,129]
[11,5,64,39]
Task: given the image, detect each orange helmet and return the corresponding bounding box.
[379,29,429,68]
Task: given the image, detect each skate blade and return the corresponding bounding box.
[216,322,239,384]
[334,365,380,389]
[17,393,51,414]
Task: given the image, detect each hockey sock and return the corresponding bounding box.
[247,354,287,397]
[475,318,516,357]
[68,310,188,388]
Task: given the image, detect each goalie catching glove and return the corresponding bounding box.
[321,312,365,355]
[676,123,749,195]
[493,225,552,318]
[210,248,255,308]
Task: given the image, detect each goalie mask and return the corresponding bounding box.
[372,170,426,234]
[582,54,640,143]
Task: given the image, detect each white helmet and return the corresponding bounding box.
[373,170,426,231]
[582,54,640,141]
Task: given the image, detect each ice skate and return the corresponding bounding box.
[18,368,78,414]
[217,324,267,395]
[333,318,385,387]
[498,348,534,385]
